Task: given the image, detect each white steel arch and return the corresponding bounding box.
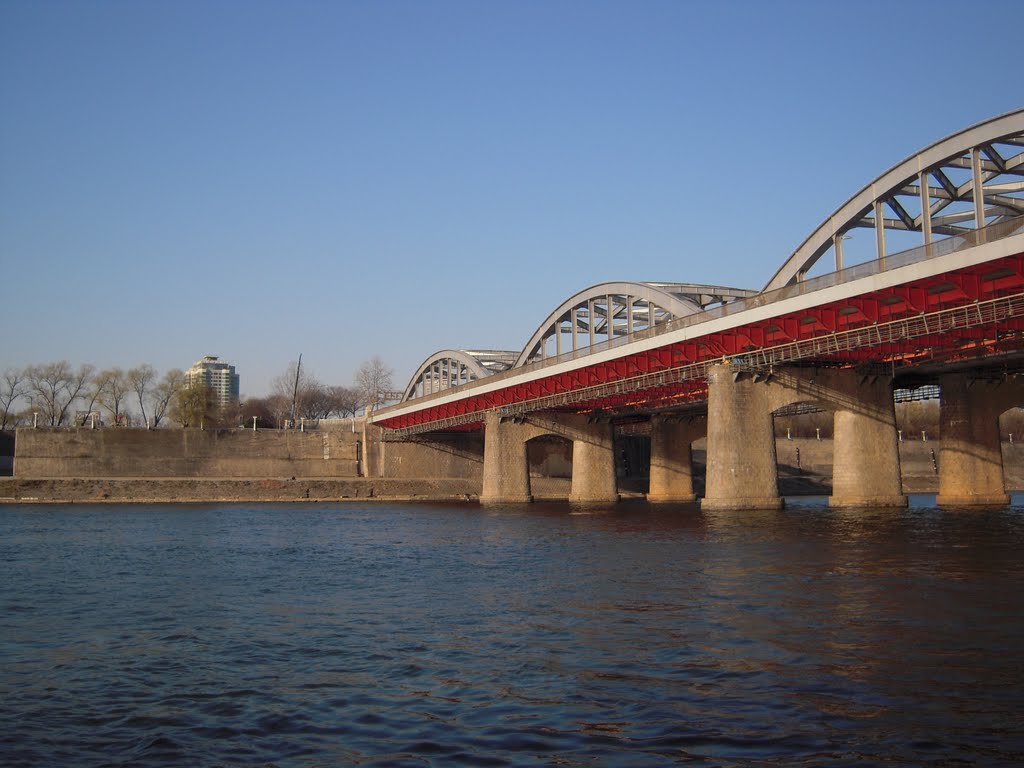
[402,349,517,401]
[514,281,756,367]
[765,108,1024,290]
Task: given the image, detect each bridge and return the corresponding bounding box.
[371,108,1024,509]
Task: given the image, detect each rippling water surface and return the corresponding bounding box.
[2,498,1023,766]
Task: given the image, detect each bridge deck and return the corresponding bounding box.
[374,219,1024,437]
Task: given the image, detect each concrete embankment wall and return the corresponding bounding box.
[10,427,1024,502]
[14,428,361,478]
[0,476,479,503]
[375,432,485,480]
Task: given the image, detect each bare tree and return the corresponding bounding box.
[25,361,70,426]
[241,396,282,428]
[354,356,393,412]
[265,362,365,423]
[327,385,360,417]
[271,361,303,400]
[151,369,185,427]
[265,393,292,427]
[97,368,131,425]
[128,364,157,427]
[0,367,27,429]
[7,408,32,428]
[170,381,215,427]
[297,381,332,420]
[64,364,95,426]
[25,361,94,426]
[83,368,112,425]
[271,360,328,423]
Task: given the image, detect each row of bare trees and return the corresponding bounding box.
[0,363,185,429]
[242,356,394,428]
[0,357,395,430]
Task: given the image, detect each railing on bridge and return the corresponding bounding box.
[379,290,1024,439]
[380,215,1024,419]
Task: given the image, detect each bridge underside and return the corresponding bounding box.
[378,249,1024,438]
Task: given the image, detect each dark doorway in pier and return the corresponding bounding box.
[615,433,650,496]
[614,421,708,498]
[527,434,572,500]
[0,430,13,476]
[773,402,834,496]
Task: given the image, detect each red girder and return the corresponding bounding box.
[741,324,767,348]
[904,285,928,312]
[812,306,839,332]
[949,272,984,301]
[377,253,1024,431]
[1010,256,1024,279]
[848,296,880,323]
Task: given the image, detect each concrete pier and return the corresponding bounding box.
[702,364,906,511]
[480,412,618,504]
[702,364,783,511]
[567,419,619,504]
[824,373,905,508]
[936,374,1017,507]
[647,414,705,503]
[480,411,533,503]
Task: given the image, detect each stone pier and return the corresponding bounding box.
[827,374,905,508]
[701,364,906,511]
[647,415,706,503]
[480,411,534,503]
[702,365,783,510]
[480,412,618,504]
[936,374,1022,507]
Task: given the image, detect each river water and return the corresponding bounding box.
[2,498,1022,767]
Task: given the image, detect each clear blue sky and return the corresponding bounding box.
[1,0,1019,396]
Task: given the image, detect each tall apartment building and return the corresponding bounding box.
[186,355,240,410]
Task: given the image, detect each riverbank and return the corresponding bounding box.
[3,439,1020,503]
[0,473,939,504]
[0,477,481,504]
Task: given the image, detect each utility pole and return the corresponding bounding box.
[290,353,302,428]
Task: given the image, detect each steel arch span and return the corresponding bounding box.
[765,107,1024,291]
[402,349,517,402]
[514,281,757,367]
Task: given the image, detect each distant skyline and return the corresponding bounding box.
[2,0,1020,396]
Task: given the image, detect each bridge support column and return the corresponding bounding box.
[569,419,619,503]
[702,364,782,511]
[480,411,533,504]
[648,415,705,503]
[936,374,1010,507]
[829,374,906,508]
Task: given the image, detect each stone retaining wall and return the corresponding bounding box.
[14,428,361,478]
[9,428,1024,503]
[0,477,479,503]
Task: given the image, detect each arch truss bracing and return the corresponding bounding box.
[765,108,1024,291]
[403,349,517,402]
[515,282,757,367]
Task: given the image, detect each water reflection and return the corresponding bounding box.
[1,500,1022,766]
